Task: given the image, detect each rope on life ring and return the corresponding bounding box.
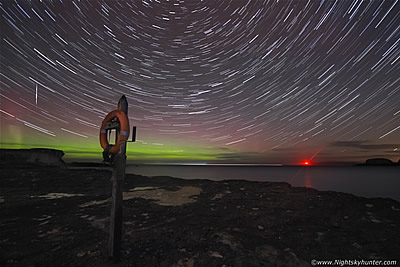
[99,110,130,157]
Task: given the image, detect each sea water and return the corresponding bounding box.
[126,165,400,201]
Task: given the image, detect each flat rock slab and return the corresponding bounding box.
[124,186,202,206]
[1,164,399,266]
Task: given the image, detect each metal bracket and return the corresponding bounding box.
[127,126,136,142]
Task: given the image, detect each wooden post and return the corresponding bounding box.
[108,96,128,261]
[108,148,126,260]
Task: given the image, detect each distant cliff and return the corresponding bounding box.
[365,158,398,166]
[0,148,65,166]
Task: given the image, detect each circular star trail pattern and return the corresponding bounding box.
[1,0,400,164]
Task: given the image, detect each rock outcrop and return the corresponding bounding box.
[0,148,65,166]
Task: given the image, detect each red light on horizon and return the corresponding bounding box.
[303,161,311,166]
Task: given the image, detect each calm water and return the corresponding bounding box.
[127,165,400,201]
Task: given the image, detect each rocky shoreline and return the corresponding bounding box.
[1,163,399,266]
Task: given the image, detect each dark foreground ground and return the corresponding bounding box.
[1,163,399,267]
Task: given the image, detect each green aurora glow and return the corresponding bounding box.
[0,127,224,163]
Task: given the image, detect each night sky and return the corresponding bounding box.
[1,0,399,164]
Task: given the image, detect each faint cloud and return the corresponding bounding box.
[271,147,298,152]
[215,152,261,160]
[331,140,399,150]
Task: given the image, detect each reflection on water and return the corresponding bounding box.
[127,165,400,201]
[304,169,312,188]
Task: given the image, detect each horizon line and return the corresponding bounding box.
[130,163,284,166]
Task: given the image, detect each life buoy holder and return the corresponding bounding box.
[99,110,130,155]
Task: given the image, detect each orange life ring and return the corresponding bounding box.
[99,110,130,154]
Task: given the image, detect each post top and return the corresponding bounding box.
[118,95,128,115]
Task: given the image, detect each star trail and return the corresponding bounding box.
[1,0,399,164]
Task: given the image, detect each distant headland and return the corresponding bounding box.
[361,158,400,166]
[0,148,65,166]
